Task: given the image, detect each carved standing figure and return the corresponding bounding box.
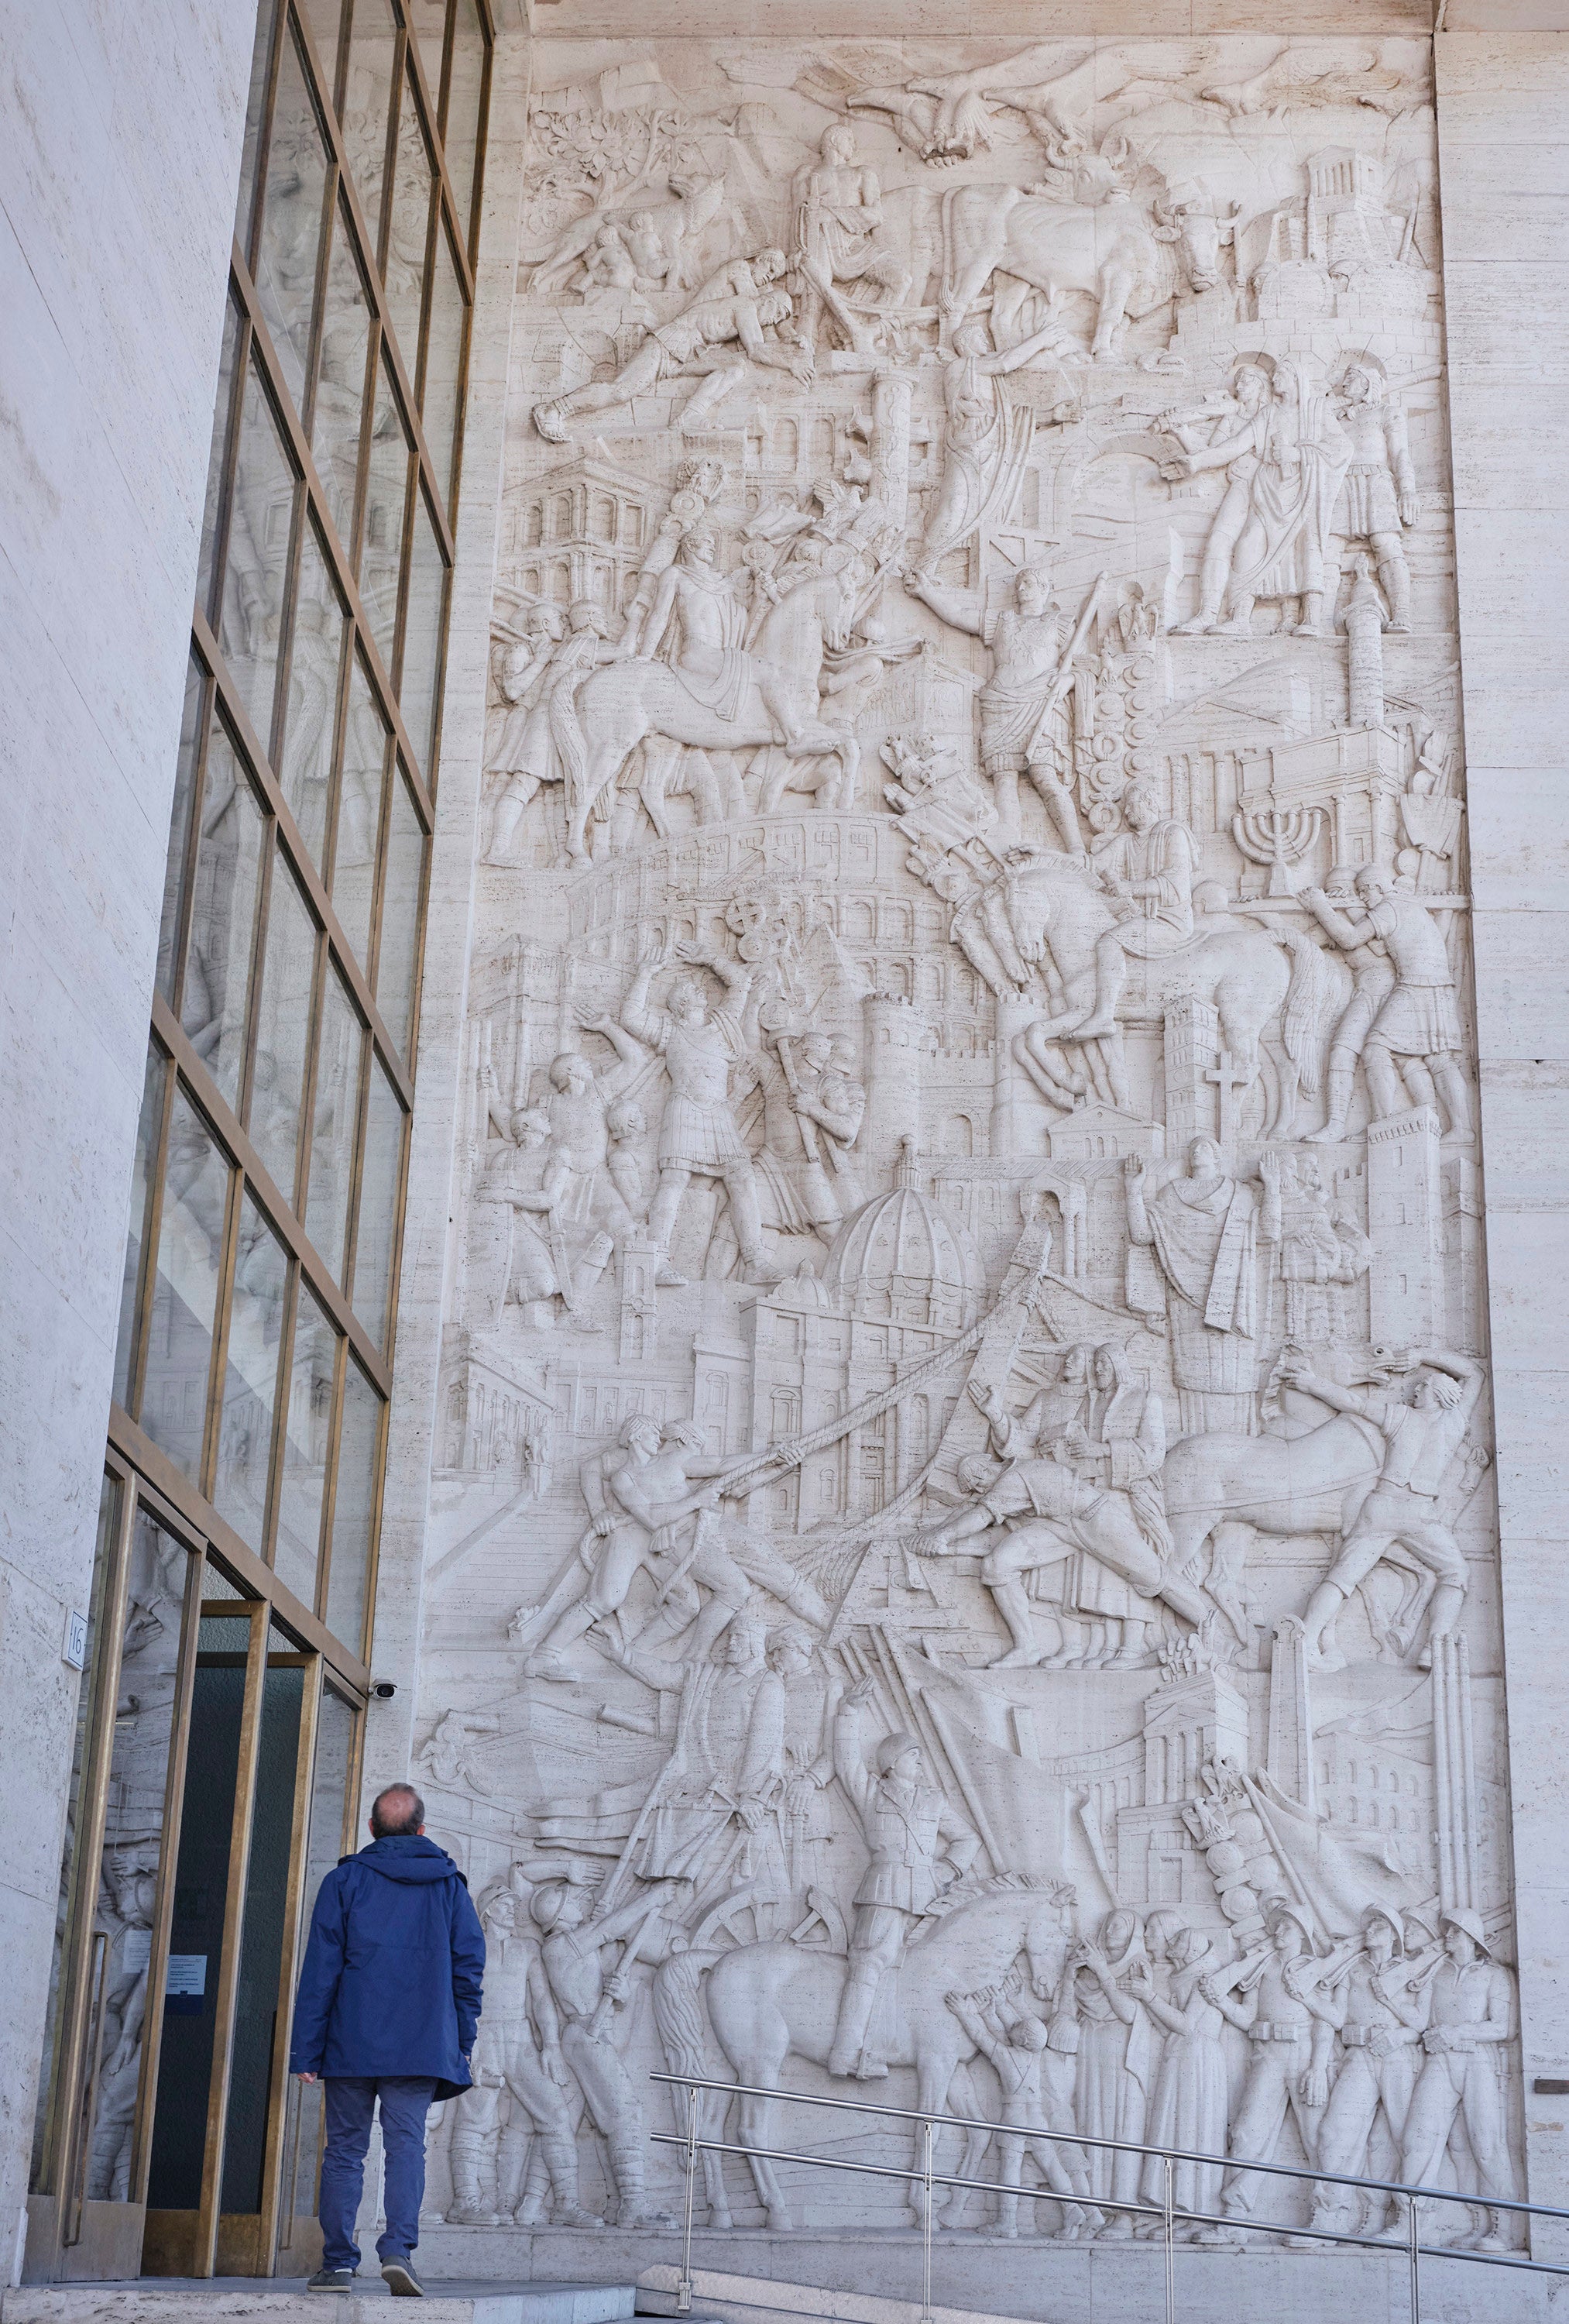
[916,320,1076,572]
[1300,872,1471,1138]
[791,124,911,347]
[1399,1908,1518,2250]
[1334,363,1420,633]
[1124,1143,1262,1434]
[828,1682,980,2078]
[1209,1902,1333,2241]
[1128,1927,1233,2242]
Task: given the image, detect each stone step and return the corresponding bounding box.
[0,2281,638,2324]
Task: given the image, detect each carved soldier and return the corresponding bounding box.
[1302,1905,1426,2242]
[828,1683,979,2078]
[620,938,784,1287]
[1279,1346,1485,1667]
[944,1988,1101,2238]
[1333,363,1420,633]
[1399,1908,1517,2250]
[1208,1900,1334,2242]
[485,604,567,861]
[1300,871,1471,1138]
[618,457,726,659]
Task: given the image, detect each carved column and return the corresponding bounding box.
[1266,1618,1317,1810]
[870,370,914,538]
[1162,992,1221,1154]
[1366,1105,1444,1345]
[1432,1631,1479,1916]
[1342,550,1387,730]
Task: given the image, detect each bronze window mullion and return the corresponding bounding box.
[129,1519,208,2206]
[108,1408,373,1699]
[237,814,280,1140]
[336,1018,376,1312]
[371,1063,412,1378]
[291,912,330,1233]
[318,584,359,906]
[242,0,290,277]
[150,995,394,1395]
[223,258,447,799]
[203,308,254,638]
[167,659,217,1026]
[256,1647,322,2270]
[396,778,432,1081]
[345,1380,391,1669]
[192,601,421,1097]
[193,1602,270,2274]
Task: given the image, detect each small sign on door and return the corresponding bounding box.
[63,1609,88,1669]
[165,1954,208,2013]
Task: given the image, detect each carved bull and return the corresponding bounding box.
[941,177,1237,362]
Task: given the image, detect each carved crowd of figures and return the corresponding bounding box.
[424,31,1516,2250]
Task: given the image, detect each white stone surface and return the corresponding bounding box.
[395,24,1545,2279]
[0,0,254,2266]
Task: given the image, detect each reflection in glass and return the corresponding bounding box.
[221,1624,305,2218]
[181,724,266,1113]
[326,1360,382,1654]
[421,226,465,515]
[375,767,425,1059]
[359,354,410,676]
[304,969,363,1284]
[384,70,434,366]
[275,1283,335,1610]
[218,357,297,752]
[113,1048,167,1412]
[140,1090,232,1484]
[236,0,282,263]
[29,1474,118,2197]
[445,0,485,250]
[341,0,398,257]
[212,1197,289,1549]
[156,657,207,1005]
[251,854,318,1206]
[352,1057,404,1348]
[398,487,447,778]
[332,656,388,971]
[406,0,448,112]
[84,1510,187,2202]
[254,27,331,414]
[278,524,345,871]
[311,204,372,553]
[197,300,242,622]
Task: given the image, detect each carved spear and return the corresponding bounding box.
[1024,569,1108,768]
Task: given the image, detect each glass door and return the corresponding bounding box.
[28,1461,363,2284]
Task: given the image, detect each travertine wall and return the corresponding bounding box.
[400,25,1554,2293]
[0,0,255,2265]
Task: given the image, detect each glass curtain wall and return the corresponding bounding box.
[26,0,489,2284]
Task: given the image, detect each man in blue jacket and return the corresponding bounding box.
[291,1783,485,2295]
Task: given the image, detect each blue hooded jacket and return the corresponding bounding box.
[288,1834,486,2099]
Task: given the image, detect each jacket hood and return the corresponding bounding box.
[350,1834,465,1885]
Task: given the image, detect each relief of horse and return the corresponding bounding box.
[555,562,863,863]
[689,1876,1073,2229]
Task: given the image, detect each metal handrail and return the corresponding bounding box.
[650,2069,1569,2324]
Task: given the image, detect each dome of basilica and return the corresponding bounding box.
[822,1141,985,1331]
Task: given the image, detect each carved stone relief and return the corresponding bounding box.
[423,35,1518,2251]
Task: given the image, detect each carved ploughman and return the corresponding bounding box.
[828,1682,979,2078]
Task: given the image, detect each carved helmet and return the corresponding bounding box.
[1440,1906,1491,1956]
[876,1731,924,1776]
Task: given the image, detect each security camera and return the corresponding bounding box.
[370,1679,397,1700]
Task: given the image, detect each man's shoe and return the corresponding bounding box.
[307,2269,356,2292]
[382,2254,424,2298]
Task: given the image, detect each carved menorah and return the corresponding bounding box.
[1231,800,1324,895]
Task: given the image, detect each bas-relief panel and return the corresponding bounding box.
[420,35,1522,2250]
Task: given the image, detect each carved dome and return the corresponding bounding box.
[822,1144,984,1331]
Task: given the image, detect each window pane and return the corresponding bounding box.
[304,968,363,1283]
[352,1055,404,1346]
[399,486,447,777]
[407,0,448,112]
[298,0,345,96]
[278,524,345,871]
[156,655,207,1007]
[254,26,331,414]
[197,299,242,622]
[311,202,372,553]
[326,1360,381,1655]
[251,853,318,1205]
[182,724,266,1112]
[113,1047,167,1411]
[235,0,281,259]
[140,1091,232,1483]
[359,352,410,675]
[212,1197,289,1549]
[218,356,297,753]
[275,1284,335,1609]
[29,1474,120,2196]
[332,655,388,971]
[384,70,433,365]
[421,222,465,512]
[84,1508,187,2204]
[445,0,484,249]
[375,765,424,1059]
[342,0,398,257]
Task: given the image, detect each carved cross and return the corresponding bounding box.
[1205,1049,1248,1152]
